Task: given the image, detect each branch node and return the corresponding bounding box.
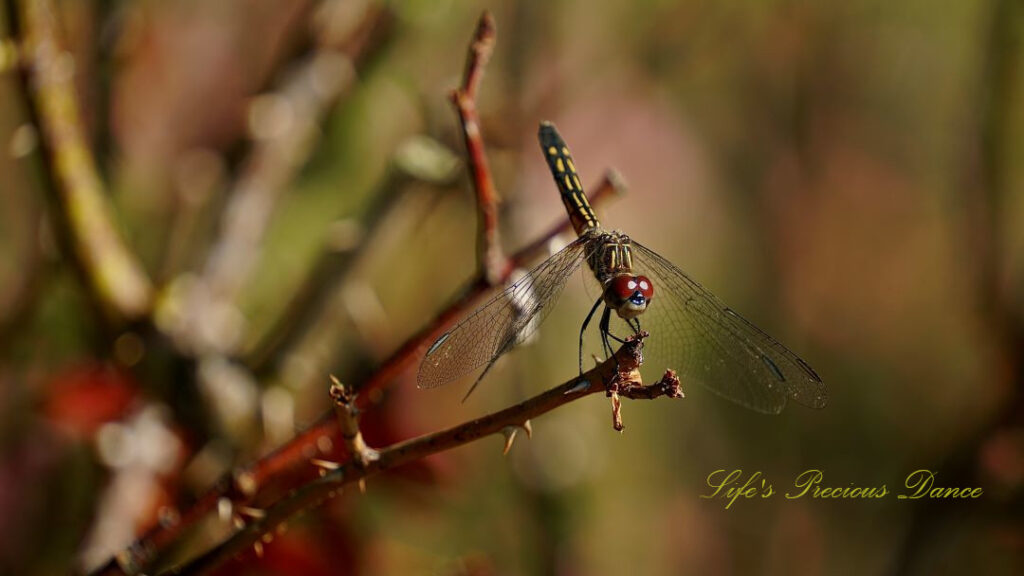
[329,375,379,467]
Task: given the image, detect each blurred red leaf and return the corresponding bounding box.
[43,362,140,440]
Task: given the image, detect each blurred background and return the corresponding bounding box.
[1,0,1023,574]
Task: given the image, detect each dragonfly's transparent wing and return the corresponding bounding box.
[629,240,827,414]
[418,237,591,394]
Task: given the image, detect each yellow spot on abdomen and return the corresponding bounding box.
[566,158,576,172]
[548,146,558,156]
[556,158,564,172]
[563,175,574,190]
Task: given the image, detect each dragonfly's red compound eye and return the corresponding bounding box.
[636,275,654,301]
[610,275,638,301]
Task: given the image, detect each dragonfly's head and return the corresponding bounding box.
[604,274,654,319]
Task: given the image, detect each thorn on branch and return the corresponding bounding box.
[237,506,266,520]
[310,458,341,478]
[500,420,532,455]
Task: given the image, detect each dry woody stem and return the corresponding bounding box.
[91,172,624,576]
[88,9,631,576]
[164,336,681,576]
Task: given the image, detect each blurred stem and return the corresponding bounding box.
[6,0,154,323]
[892,0,1024,573]
[0,210,46,355]
[196,1,393,314]
[243,137,462,375]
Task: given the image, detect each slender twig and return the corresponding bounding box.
[451,11,505,283]
[7,0,153,323]
[163,337,681,576]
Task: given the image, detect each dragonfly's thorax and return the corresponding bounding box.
[587,230,633,282]
[587,231,655,319]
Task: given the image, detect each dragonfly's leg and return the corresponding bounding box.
[601,312,627,344]
[598,307,626,384]
[579,297,603,374]
[598,307,615,359]
[629,317,642,335]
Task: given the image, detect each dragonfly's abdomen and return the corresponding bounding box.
[539,122,600,235]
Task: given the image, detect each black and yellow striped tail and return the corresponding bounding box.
[538,122,600,235]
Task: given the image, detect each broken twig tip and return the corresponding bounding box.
[610,390,624,432]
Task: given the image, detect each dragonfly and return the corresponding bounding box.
[418,122,827,414]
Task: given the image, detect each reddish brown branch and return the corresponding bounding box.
[7,0,153,323]
[163,336,681,575]
[88,11,622,573]
[451,11,505,283]
[88,172,622,576]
